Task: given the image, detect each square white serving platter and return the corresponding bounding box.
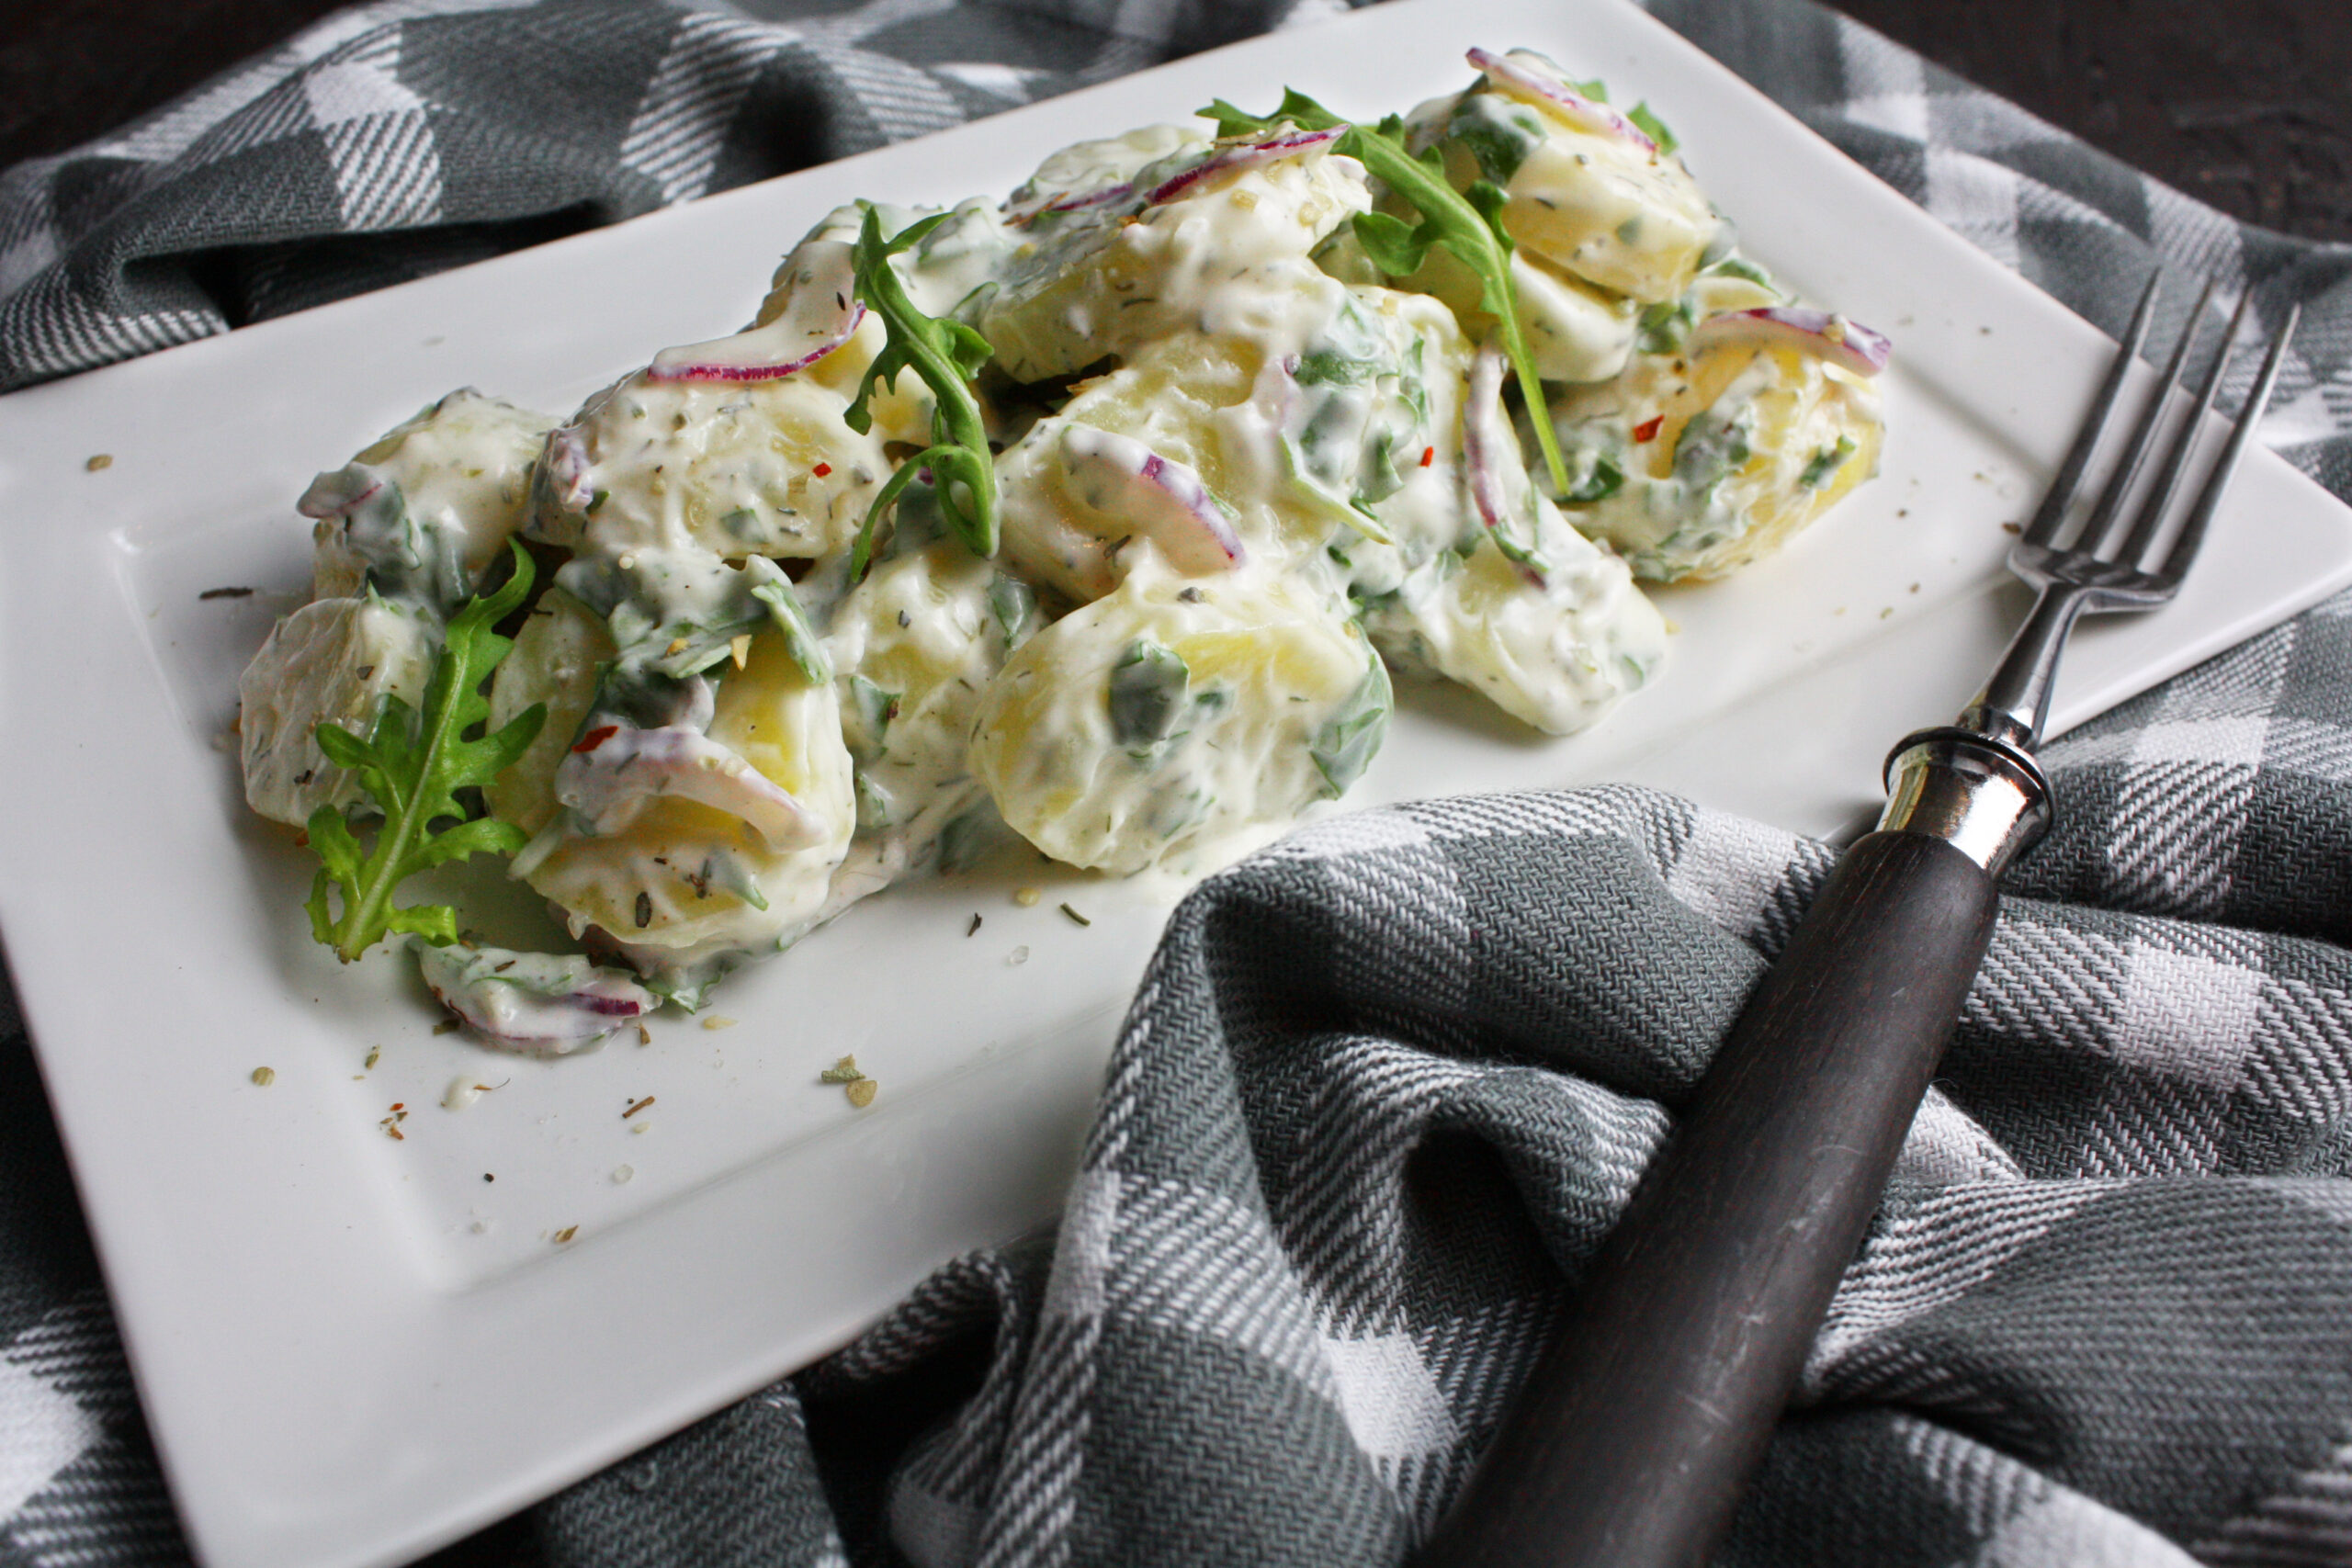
[3,0,2349,1563]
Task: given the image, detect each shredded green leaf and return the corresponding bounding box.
[1201,94,1573,496]
[1627,101,1679,157]
[303,542,547,964]
[744,557,832,683]
[844,204,998,579]
[1800,434,1859,490]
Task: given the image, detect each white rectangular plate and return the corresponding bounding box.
[3,1,2347,1563]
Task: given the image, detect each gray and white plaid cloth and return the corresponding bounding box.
[5,0,2352,1563]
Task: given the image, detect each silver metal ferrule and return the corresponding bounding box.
[1878,728,2052,874]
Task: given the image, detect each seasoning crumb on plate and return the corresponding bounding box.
[1013,887,1042,908]
[846,1079,877,1109]
[702,1016,738,1031]
[551,1225,578,1245]
[1008,945,1030,966]
[85,454,111,471]
[249,1066,275,1087]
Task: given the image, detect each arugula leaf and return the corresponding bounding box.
[844,204,999,579]
[1204,92,1573,496]
[303,542,548,963]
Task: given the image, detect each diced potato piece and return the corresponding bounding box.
[238,595,439,827]
[521,627,854,958]
[825,537,1032,839]
[999,284,1464,601]
[1546,342,1884,581]
[529,317,896,562]
[969,566,1387,874]
[1008,124,1208,217]
[1363,496,1667,734]
[1394,243,1639,385]
[310,389,553,607]
[485,587,616,835]
[1426,69,1716,304]
[997,331,1271,600]
[981,148,1371,382]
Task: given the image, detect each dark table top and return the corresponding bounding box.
[4,0,2350,242]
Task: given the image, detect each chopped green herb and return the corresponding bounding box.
[1801,435,1859,489]
[1108,638,1189,746]
[1627,102,1679,156]
[1561,453,1626,504]
[1309,656,1393,797]
[744,558,832,682]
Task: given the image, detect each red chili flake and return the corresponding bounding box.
[1419,446,1435,468]
[1633,416,1664,444]
[390,1102,405,1112]
[572,724,618,754]
[293,829,310,849]
[812,462,832,478]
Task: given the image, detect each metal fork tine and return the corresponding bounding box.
[2076,276,2211,558]
[2157,299,2301,582]
[2019,269,2163,549]
[2116,280,2233,565]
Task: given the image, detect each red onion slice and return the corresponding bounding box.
[417,942,657,1055]
[297,465,386,520]
[1688,306,1892,376]
[1006,181,1136,228]
[1143,127,1346,206]
[539,424,593,513]
[558,724,826,852]
[1462,340,1546,586]
[647,239,865,383]
[1058,424,1245,576]
[1466,47,1657,154]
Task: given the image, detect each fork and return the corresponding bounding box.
[1417,274,2300,1568]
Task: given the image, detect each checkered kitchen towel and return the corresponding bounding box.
[6,0,2352,1563]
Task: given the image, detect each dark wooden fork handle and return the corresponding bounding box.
[1416,829,1999,1568]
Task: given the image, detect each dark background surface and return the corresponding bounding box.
[4,0,2351,241]
[0,1,2343,1564]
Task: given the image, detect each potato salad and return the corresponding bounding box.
[237,47,1887,1054]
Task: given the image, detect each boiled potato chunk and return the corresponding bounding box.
[520,627,854,957]
[239,595,439,827]
[825,536,1031,835]
[1546,342,1883,581]
[969,566,1387,874]
[529,321,895,562]
[484,586,616,836]
[981,146,1370,382]
[1431,61,1716,304]
[1362,497,1667,734]
[309,389,554,607]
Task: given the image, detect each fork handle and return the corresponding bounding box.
[1415,829,1998,1568]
